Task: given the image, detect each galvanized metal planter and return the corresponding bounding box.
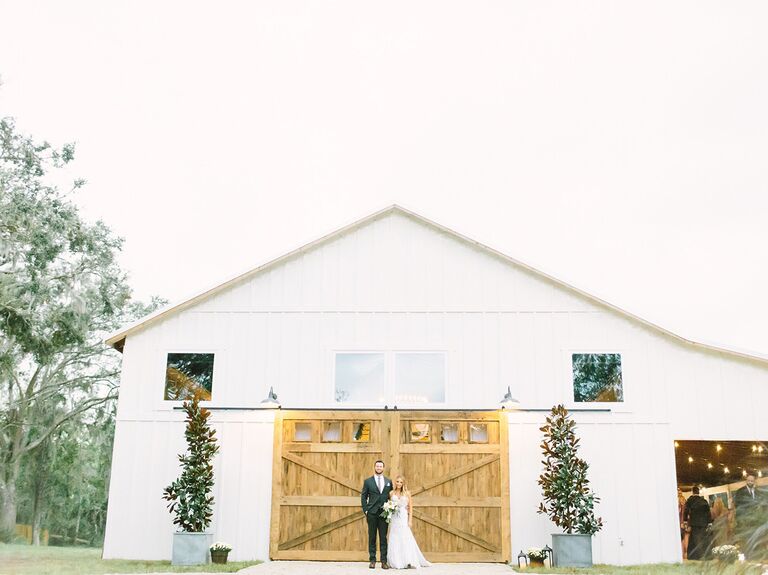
[551,533,593,568]
[171,532,213,566]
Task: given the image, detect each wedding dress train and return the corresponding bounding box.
[387,495,432,569]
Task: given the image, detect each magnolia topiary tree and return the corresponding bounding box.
[162,396,219,532]
[537,404,603,535]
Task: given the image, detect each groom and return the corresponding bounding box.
[361,460,392,569]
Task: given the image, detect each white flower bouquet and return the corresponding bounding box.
[527,547,548,561]
[712,544,739,564]
[380,500,400,523]
[210,541,232,552]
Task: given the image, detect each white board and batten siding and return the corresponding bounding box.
[103,206,768,564]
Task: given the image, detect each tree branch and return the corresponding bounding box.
[17,392,117,458]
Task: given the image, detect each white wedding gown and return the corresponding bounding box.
[387,495,432,569]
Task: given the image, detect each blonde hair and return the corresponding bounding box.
[712,497,726,518]
[393,475,411,498]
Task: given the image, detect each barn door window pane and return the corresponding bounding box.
[323,422,342,442]
[352,422,371,442]
[294,422,312,442]
[394,353,445,404]
[164,353,214,400]
[469,423,488,443]
[440,423,459,443]
[410,423,431,443]
[335,353,386,404]
[572,353,624,402]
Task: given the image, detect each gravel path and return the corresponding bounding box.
[237,562,512,574]
[104,560,514,575]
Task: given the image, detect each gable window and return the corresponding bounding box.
[395,353,446,404]
[572,353,623,402]
[164,353,214,401]
[334,353,386,403]
[334,351,446,405]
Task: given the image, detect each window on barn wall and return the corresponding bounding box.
[571,353,623,402]
[164,353,214,400]
[334,353,386,403]
[394,352,446,404]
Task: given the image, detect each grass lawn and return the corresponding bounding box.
[0,544,261,575]
[512,562,766,574]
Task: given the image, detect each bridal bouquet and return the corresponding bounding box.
[380,500,399,523]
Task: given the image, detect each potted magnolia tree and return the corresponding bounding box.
[537,404,603,567]
[162,396,220,565]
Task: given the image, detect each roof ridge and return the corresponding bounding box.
[105,204,768,366]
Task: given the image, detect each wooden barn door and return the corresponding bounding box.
[269,410,510,563]
[396,411,510,563]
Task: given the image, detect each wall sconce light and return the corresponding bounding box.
[500,386,520,410]
[260,386,280,408]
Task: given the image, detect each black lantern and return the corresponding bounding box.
[517,549,528,568]
[543,545,554,567]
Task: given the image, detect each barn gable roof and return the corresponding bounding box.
[106,204,768,364]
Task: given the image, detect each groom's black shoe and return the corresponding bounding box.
[369,562,375,569]
[381,563,389,569]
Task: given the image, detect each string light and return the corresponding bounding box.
[743,469,748,477]
[688,456,694,463]
[674,441,680,448]
[759,446,764,454]
[724,467,730,474]
[707,463,713,469]
[716,444,722,452]
[752,445,758,452]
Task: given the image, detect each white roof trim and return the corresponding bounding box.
[105,204,768,365]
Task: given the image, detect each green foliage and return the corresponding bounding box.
[0,114,165,542]
[17,404,116,545]
[572,354,623,402]
[163,397,220,532]
[0,118,128,362]
[537,404,603,535]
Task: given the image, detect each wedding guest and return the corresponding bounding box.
[684,486,712,560]
[710,497,729,548]
[734,472,765,559]
[678,489,689,559]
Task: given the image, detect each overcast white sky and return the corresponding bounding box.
[1,1,767,355]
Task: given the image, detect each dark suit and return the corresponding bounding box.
[361,474,392,563]
[684,495,712,560]
[734,485,765,558]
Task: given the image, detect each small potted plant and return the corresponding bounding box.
[526,547,548,567]
[210,542,232,564]
[162,396,220,565]
[711,544,739,565]
[538,404,603,567]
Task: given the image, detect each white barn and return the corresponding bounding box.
[102,205,768,565]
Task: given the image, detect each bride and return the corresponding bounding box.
[387,475,432,569]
